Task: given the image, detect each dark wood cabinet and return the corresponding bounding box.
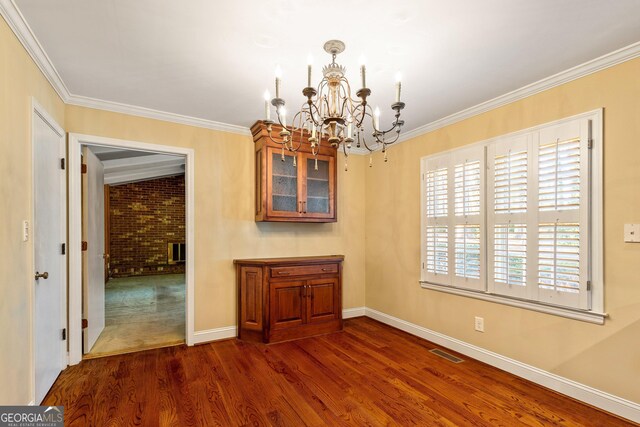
[252,121,337,223]
[235,255,343,343]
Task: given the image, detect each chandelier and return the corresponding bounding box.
[262,40,406,168]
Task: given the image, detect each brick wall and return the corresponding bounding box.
[109,175,185,278]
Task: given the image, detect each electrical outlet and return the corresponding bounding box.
[474,316,484,332]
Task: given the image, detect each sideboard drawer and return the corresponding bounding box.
[271,263,338,278]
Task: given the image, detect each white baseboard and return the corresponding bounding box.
[343,306,366,319]
[192,326,237,344]
[193,307,366,345]
[364,307,640,424]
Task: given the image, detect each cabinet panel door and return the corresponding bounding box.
[266,148,302,218]
[239,266,263,331]
[301,153,335,219]
[307,278,339,324]
[270,280,306,330]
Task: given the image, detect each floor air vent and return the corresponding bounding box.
[429,348,464,363]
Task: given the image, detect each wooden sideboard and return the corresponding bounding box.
[234,255,344,343]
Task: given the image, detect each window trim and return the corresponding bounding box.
[420,109,605,323]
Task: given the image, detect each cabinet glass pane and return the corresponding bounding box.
[306,158,329,213]
[272,153,298,212]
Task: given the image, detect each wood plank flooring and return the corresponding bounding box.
[44,317,635,426]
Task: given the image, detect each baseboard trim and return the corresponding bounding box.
[364,307,640,424]
[192,326,237,344]
[343,307,366,319]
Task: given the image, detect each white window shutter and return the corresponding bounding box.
[487,135,534,299]
[535,119,591,310]
[422,154,451,285]
[450,146,485,291]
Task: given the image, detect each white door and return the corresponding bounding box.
[82,147,105,353]
[33,106,66,404]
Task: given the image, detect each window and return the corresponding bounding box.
[421,111,603,322]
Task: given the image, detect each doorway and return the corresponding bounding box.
[68,134,195,365]
[83,146,187,357]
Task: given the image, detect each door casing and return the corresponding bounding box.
[67,133,195,365]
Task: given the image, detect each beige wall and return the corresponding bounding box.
[365,57,640,403]
[0,17,65,404]
[64,105,367,331]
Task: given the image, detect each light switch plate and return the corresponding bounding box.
[624,224,640,243]
[22,220,29,242]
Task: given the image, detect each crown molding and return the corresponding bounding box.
[66,95,252,136]
[0,0,70,101]
[394,41,640,146]
[4,0,640,146]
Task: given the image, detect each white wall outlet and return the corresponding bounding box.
[22,220,29,242]
[624,224,640,243]
[474,316,484,332]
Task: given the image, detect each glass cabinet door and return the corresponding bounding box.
[267,149,300,216]
[303,153,335,218]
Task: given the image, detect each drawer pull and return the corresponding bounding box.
[277,271,290,275]
[321,268,329,271]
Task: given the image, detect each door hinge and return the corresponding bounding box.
[81,163,87,174]
[62,328,66,340]
[588,139,594,149]
[81,241,88,251]
[60,158,65,170]
[82,319,88,329]
[61,243,66,255]
[586,280,592,291]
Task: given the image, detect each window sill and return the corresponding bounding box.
[419,281,607,325]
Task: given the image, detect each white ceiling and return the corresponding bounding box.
[13,0,640,135]
[89,146,184,185]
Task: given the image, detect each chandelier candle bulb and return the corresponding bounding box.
[263,91,271,121]
[275,66,282,98]
[360,64,366,88]
[395,73,402,103]
[307,54,313,87]
[374,107,381,129]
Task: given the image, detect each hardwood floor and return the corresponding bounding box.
[45,317,635,426]
[86,274,185,358]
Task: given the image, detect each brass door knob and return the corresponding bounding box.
[35,271,49,280]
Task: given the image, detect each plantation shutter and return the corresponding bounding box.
[487,135,534,299]
[535,119,591,309]
[450,146,485,291]
[422,154,451,285]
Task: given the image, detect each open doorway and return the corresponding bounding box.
[68,134,195,365]
[82,146,187,358]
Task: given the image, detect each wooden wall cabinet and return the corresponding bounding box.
[235,255,344,343]
[252,121,337,223]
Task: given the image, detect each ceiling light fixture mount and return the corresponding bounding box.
[262,39,405,169]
